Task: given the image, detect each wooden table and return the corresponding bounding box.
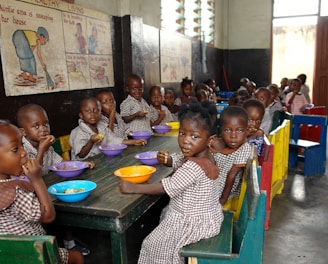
[44,136,180,264]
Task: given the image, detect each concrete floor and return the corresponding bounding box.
[69,163,328,264]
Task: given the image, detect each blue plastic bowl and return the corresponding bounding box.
[135,151,159,165]
[48,180,97,203]
[152,125,172,134]
[130,131,153,140]
[49,161,89,178]
[99,143,127,156]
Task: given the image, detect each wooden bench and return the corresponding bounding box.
[288,114,327,177]
[180,159,266,264]
[0,235,60,263]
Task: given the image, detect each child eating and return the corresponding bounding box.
[0,120,83,264]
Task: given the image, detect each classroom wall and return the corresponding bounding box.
[0,0,272,138]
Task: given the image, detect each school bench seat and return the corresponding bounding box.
[53,134,71,160]
[0,235,60,263]
[180,159,266,264]
[288,114,328,177]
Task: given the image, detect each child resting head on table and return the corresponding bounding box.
[96,90,146,146]
[16,103,93,256]
[0,120,83,264]
[120,74,152,132]
[119,101,223,264]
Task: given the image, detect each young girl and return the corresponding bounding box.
[163,89,179,121]
[0,120,83,264]
[174,77,196,107]
[216,106,252,205]
[243,99,265,156]
[149,86,174,126]
[119,101,223,264]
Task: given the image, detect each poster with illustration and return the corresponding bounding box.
[0,0,114,96]
[160,30,192,83]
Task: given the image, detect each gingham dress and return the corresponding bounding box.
[99,113,130,139]
[213,143,252,198]
[149,105,174,125]
[120,95,152,132]
[138,158,223,264]
[22,137,63,176]
[0,179,68,264]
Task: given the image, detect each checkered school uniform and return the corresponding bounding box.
[214,142,252,198]
[120,95,152,132]
[138,158,223,264]
[149,105,174,125]
[22,137,63,176]
[99,113,130,139]
[0,179,69,264]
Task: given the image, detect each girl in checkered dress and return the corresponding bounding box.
[119,101,223,264]
[0,121,83,264]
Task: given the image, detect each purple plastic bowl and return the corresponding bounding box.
[130,131,153,140]
[99,143,127,156]
[49,161,89,178]
[152,125,172,134]
[135,151,159,165]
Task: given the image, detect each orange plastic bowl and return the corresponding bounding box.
[114,165,156,183]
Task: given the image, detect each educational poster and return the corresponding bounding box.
[160,30,192,83]
[0,0,114,96]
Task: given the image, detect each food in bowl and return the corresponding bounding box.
[49,161,89,178]
[135,151,159,165]
[114,165,156,183]
[130,131,153,140]
[152,125,172,134]
[99,143,127,156]
[48,180,97,203]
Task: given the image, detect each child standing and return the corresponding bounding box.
[285,78,308,114]
[174,77,196,107]
[163,89,179,121]
[243,99,265,156]
[16,104,92,256]
[96,91,147,146]
[119,101,223,264]
[149,86,174,126]
[0,120,83,264]
[120,74,152,132]
[216,106,252,205]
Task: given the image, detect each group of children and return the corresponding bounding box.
[1,72,293,263]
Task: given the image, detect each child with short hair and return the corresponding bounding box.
[0,120,83,264]
[163,89,179,121]
[96,91,147,146]
[255,87,272,134]
[120,74,152,132]
[119,101,223,264]
[16,103,92,256]
[149,86,174,126]
[243,99,265,156]
[174,76,196,106]
[267,84,283,118]
[285,78,308,114]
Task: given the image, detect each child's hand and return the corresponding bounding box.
[136,110,147,117]
[219,197,227,206]
[133,139,147,146]
[22,159,42,181]
[119,180,137,193]
[39,135,55,151]
[158,109,166,119]
[84,161,95,169]
[91,133,104,144]
[157,150,172,166]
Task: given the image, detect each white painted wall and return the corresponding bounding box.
[75,0,272,50]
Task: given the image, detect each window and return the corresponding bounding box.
[161,0,215,45]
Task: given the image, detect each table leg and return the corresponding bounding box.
[111,231,128,264]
